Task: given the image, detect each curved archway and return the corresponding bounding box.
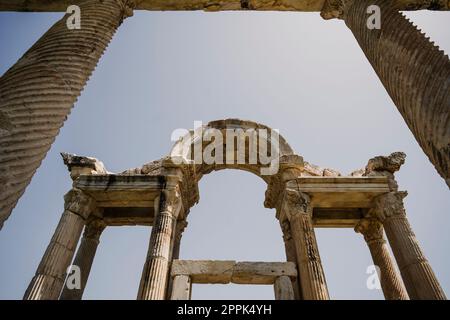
[169,119,299,184]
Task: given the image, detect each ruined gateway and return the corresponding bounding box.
[23,119,446,300]
[0,0,449,300]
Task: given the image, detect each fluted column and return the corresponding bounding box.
[24,189,95,300]
[372,192,446,300]
[137,186,182,300]
[0,0,136,228]
[281,185,329,300]
[59,219,105,300]
[355,218,408,300]
[322,0,450,186]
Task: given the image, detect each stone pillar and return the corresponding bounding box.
[24,189,95,300]
[0,0,135,228]
[170,275,192,300]
[355,218,408,300]
[274,276,295,300]
[172,219,188,261]
[322,0,450,187]
[166,219,188,299]
[280,219,302,300]
[282,184,329,300]
[372,192,446,300]
[137,185,182,300]
[59,219,106,300]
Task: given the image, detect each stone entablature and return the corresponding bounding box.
[21,119,446,300]
[1,0,448,12]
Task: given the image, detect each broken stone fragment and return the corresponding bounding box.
[61,152,108,180]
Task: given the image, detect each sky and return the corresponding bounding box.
[0,9,449,300]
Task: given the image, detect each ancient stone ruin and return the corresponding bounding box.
[23,119,446,300]
[0,0,449,300]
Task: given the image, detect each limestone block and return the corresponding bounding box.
[171,260,235,284]
[232,262,297,285]
[274,276,295,300]
[170,275,192,300]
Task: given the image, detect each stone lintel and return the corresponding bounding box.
[2,0,449,13]
[296,176,390,208]
[171,260,297,285]
[232,262,297,285]
[171,260,235,284]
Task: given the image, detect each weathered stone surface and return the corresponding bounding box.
[171,260,235,284]
[281,186,329,300]
[338,0,450,187]
[0,0,133,228]
[274,276,295,300]
[355,219,409,300]
[61,153,108,180]
[372,192,447,300]
[232,262,297,285]
[2,0,448,12]
[170,275,192,300]
[60,219,105,300]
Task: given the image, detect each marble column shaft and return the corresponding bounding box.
[355,218,408,300]
[340,0,450,186]
[282,187,329,300]
[0,0,135,228]
[24,189,95,300]
[373,192,446,300]
[137,187,182,300]
[59,219,105,300]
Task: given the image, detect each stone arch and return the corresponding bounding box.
[169,119,297,183]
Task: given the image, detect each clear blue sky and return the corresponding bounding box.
[0,9,449,299]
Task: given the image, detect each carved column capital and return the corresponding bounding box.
[371,191,408,223]
[160,185,183,219]
[64,189,96,220]
[355,218,384,244]
[283,188,311,222]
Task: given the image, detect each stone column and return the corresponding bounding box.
[170,275,192,300]
[274,276,295,300]
[355,218,408,300]
[24,189,95,300]
[321,0,450,187]
[282,185,329,300]
[166,219,188,299]
[59,219,106,300]
[280,219,302,300]
[172,219,188,261]
[372,192,446,300]
[0,0,135,228]
[137,185,182,300]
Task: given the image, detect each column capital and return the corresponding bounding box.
[282,186,311,222]
[320,0,351,20]
[159,185,183,220]
[64,189,96,220]
[371,191,408,222]
[355,218,384,244]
